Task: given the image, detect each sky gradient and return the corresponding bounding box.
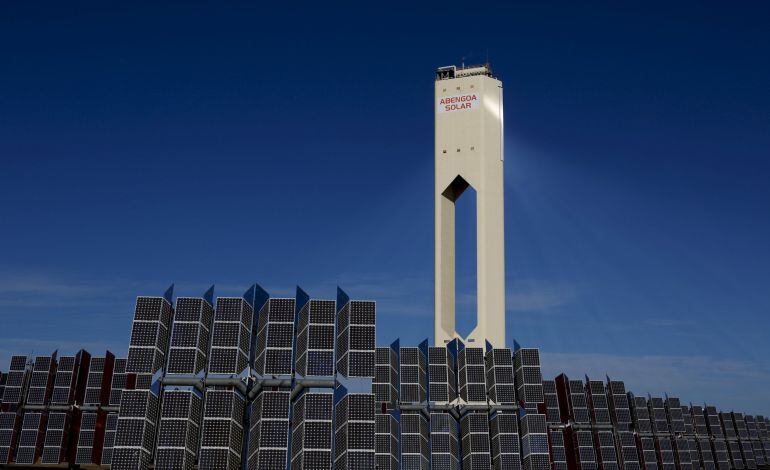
[1,2,769,413]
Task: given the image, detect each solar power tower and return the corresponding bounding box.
[114,286,174,470]
[41,351,90,465]
[77,352,116,466]
[434,64,505,348]
[156,287,214,470]
[201,286,263,470]
[291,391,334,470]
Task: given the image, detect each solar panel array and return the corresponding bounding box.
[430,412,460,469]
[400,410,429,469]
[291,392,333,470]
[400,347,427,404]
[247,390,291,469]
[4,285,770,470]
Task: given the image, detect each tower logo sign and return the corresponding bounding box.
[437,93,479,113]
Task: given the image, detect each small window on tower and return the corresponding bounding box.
[456,148,461,152]
[442,150,447,154]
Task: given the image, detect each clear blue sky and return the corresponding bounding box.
[1,2,769,413]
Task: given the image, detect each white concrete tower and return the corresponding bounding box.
[434,64,505,348]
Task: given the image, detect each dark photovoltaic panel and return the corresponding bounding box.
[594,430,618,470]
[295,299,336,377]
[291,392,333,470]
[0,356,30,408]
[458,347,486,403]
[400,411,429,469]
[682,405,694,435]
[112,389,160,470]
[638,436,658,470]
[126,296,173,389]
[691,405,709,436]
[607,380,632,431]
[541,380,561,425]
[727,440,745,469]
[705,406,724,438]
[571,429,598,470]
[616,431,641,470]
[430,412,459,470]
[712,438,731,470]
[514,348,544,409]
[49,355,78,405]
[630,394,652,434]
[664,397,685,434]
[209,297,253,375]
[26,355,56,406]
[166,297,214,375]
[336,300,376,378]
[549,428,567,470]
[428,346,457,404]
[460,412,491,469]
[648,397,669,435]
[375,412,399,470]
[585,379,611,426]
[15,412,46,464]
[696,437,717,470]
[75,411,98,464]
[720,412,737,440]
[109,358,129,407]
[520,413,550,470]
[486,348,515,405]
[254,298,295,377]
[247,390,291,470]
[673,437,692,470]
[155,388,203,470]
[373,347,399,408]
[101,412,119,467]
[333,393,375,469]
[199,388,246,470]
[84,355,114,406]
[41,412,69,464]
[655,436,676,470]
[400,347,427,404]
[558,376,590,425]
